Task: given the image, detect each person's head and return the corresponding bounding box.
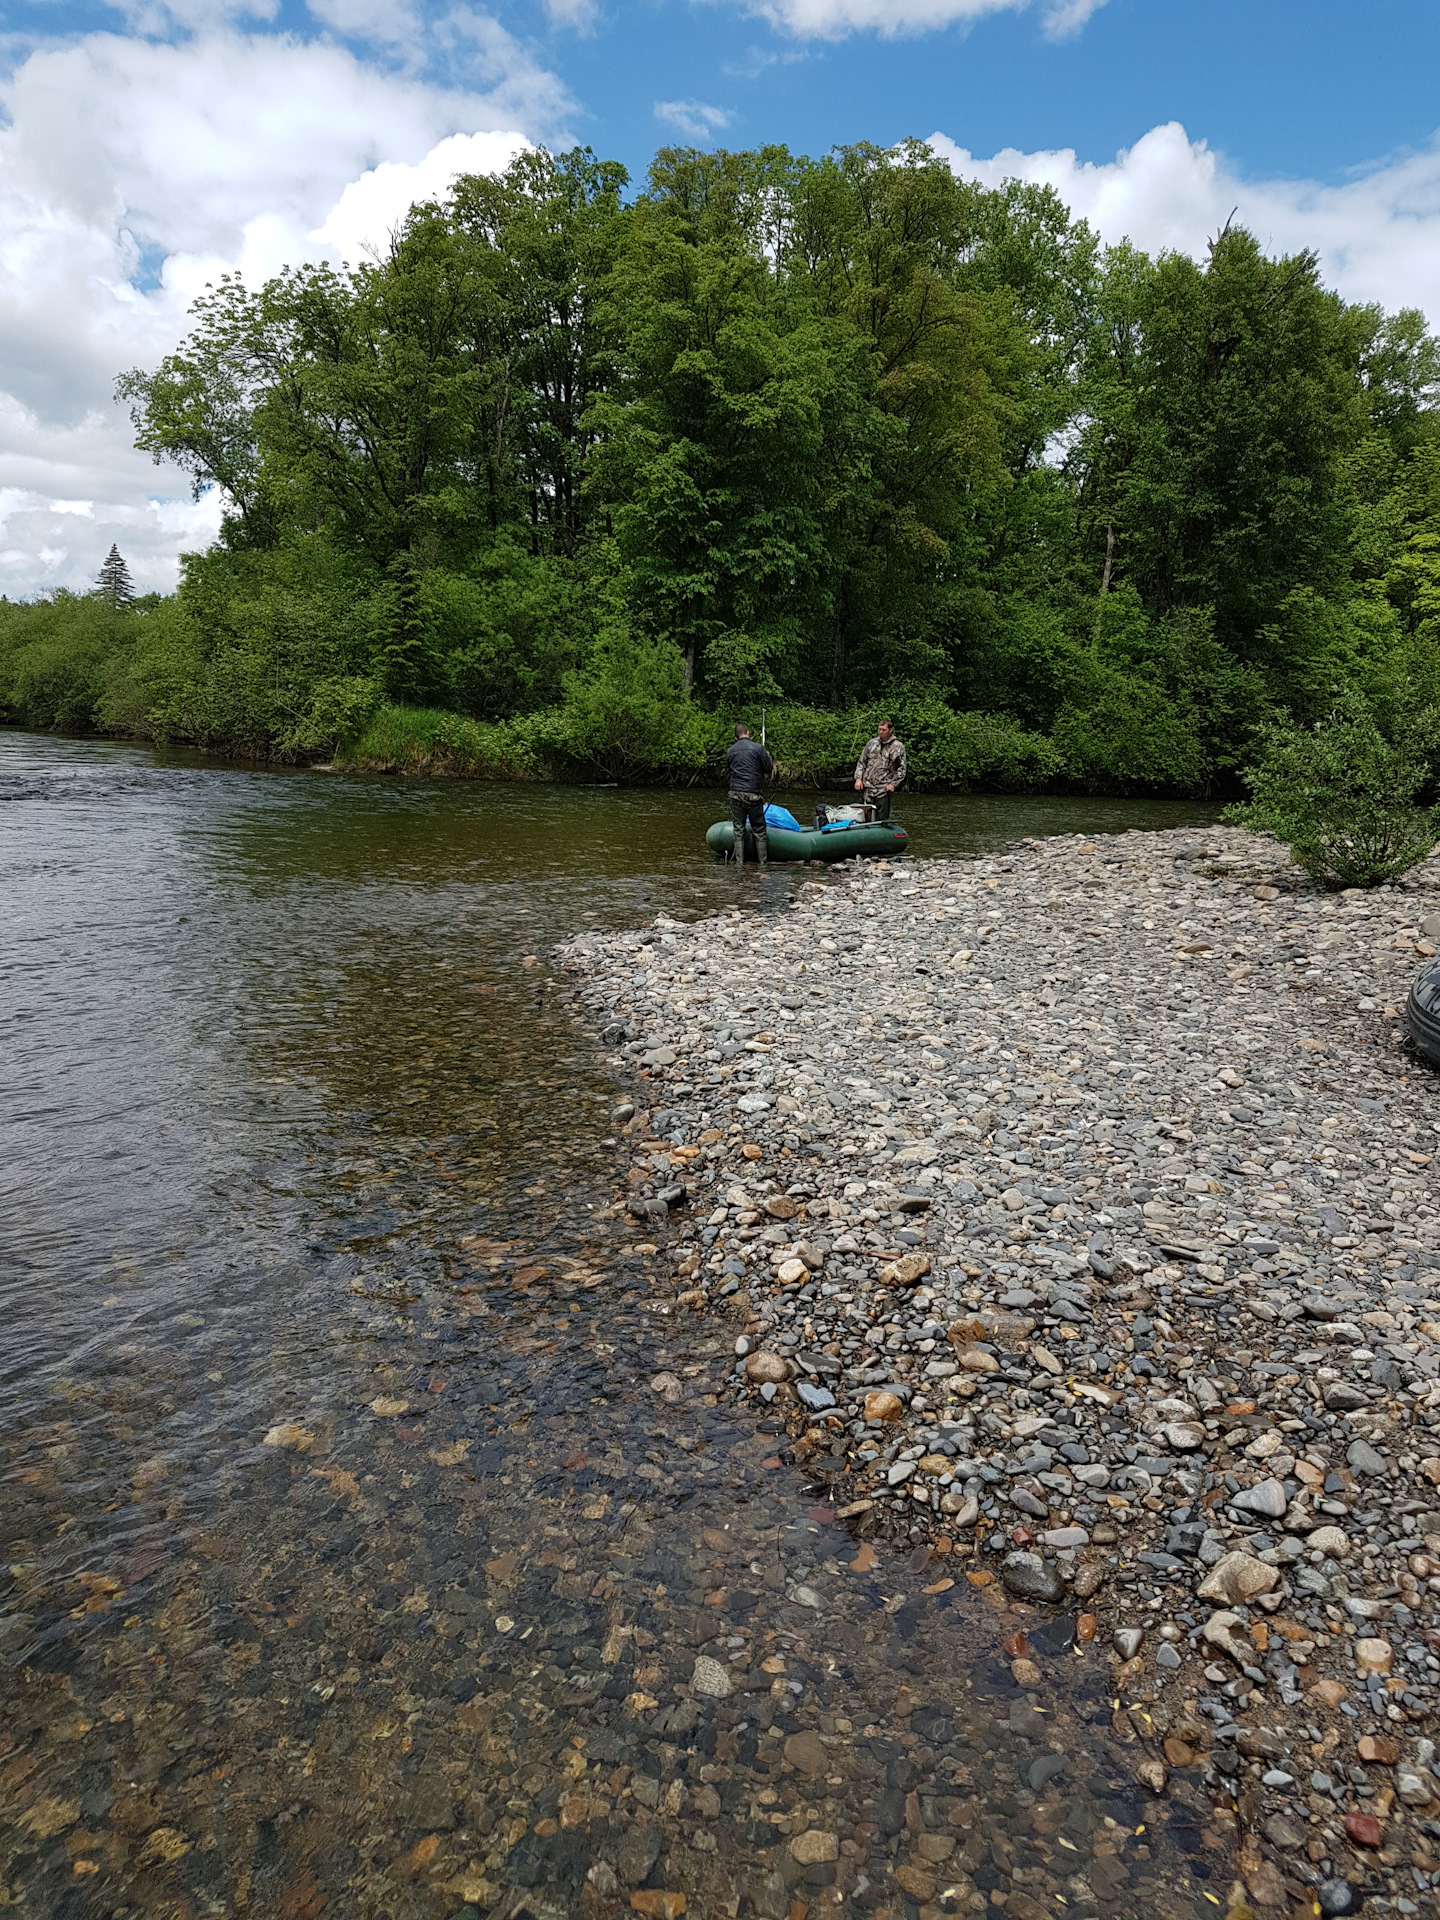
[878,719,893,743]
[734,723,751,741]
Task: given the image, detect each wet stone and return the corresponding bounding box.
[1001,1553,1066,1602]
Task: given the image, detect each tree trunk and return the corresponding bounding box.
[829,587,847,707]
[1100,521,1115,597]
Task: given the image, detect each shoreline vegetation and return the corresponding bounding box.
[2,140,1439,798]
[563,825,1440,1914]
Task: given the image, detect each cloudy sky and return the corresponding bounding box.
[4,0,1439,597]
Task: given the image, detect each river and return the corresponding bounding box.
[1,729,1224,1919]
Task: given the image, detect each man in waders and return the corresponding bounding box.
[726,723,774,865]
[854,719,906,821]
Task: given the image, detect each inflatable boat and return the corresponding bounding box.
[706,814,908,863]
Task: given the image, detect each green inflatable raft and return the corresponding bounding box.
[706,818,908,863]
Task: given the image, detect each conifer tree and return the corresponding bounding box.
[97,544,135,609]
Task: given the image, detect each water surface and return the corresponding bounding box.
[1,732,1223,1918]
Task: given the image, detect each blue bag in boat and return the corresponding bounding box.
[763,803,801,831]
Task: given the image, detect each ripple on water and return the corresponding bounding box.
[0,731,1223,1914]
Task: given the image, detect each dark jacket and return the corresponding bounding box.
[725,737,773,793]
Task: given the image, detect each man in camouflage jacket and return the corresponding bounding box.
[853,720,906,821]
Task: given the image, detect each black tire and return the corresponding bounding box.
[1406,958,1440,1068]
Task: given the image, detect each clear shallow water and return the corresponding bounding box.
[1,732,1223,1919]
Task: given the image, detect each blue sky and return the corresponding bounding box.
[3,0,1439,594]
[6,0,1432,187]
[548,0,1440,192]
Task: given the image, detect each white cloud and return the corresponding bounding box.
[751,0,1100,43]
[0,29,562,596]
[541,0,600,30]
[930,121,1440,325]
[304,0,423,47]
[106,0,280,34]
[316,130,531,259]
[654,99,734,141]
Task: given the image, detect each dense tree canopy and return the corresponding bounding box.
[5,139,1439,790]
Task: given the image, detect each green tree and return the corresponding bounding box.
[97,545,135,610]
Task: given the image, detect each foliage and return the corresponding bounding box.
[338,702,537,778]
[528,575,714,781]
[0,592,126,730]
[2,139,1436,801]
[1225,689,1440,888]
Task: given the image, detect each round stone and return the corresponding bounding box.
[744,1350,788,1384]
[1001,1553,1064,1603]
[1307,1525,1350,1558]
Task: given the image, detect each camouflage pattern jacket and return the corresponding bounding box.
[854,734,907,794]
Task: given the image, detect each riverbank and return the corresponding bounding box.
[561,824,1440,1917]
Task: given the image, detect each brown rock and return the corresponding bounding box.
[1201,1609,1253,1666]
[1344,1810,1382,1849]
[789,1828,838,1865]
[1136,1760,1166,1795]
[630,1897,686,1919]
[1011,1658,1042,1688]
[763,1196,798,1219]
[1196,1551,1280,1605]
[1163,1738,1195,1767]
[1358,1735,1398,1765]
[894,1865,936,1899]
[783,1730,827,1777]
[1003,1898,1050,1920]
[880,1252,931,1286]
[1072,1564,1105,1600]
[1242,1858,1289,1910]
[744,1351,788,1384]
[1355,1637,1393,1675]
[1309,1677,1347,1706]
[958,1346,999,1373]
[916,1833,954,1862]
[1088,1854,1130,1900]
[1264,1813,1305,1852]
[864,1390,905,1422]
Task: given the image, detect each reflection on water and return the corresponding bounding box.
[1,733,1223,1917]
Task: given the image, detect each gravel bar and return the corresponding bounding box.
[559,824,1440,1914]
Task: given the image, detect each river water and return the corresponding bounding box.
[1,730,1225,1920]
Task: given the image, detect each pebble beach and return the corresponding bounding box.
[560,824,1440,1916]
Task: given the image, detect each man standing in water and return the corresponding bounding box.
[854,719,906,821]
[726,723,774,866]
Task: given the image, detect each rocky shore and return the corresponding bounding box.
[558,825,1440,1915]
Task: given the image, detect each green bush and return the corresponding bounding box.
[1051,677,1204,792]
[758,697,1058,791]
[528,612,715,783]
[284,676,384,756]
[338,703,537,778]
[1225,687,1440,888]
[0,592,126,730]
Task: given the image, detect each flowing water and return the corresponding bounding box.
[1,731,1226,1920]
